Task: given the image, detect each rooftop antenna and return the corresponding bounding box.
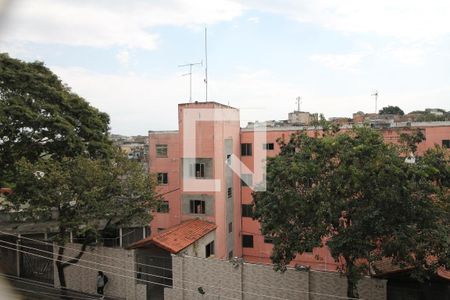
[178,61,202,102]
[296,96,302,112]
[371,90,378,113]
[204,27,208,102]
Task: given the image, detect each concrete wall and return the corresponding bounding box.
[165,255,387,300]
[53,243,145,300]
[182,231,216,258]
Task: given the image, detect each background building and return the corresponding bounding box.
[147,101,450,271]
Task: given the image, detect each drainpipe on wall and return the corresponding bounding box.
[240,259,244,300]
[180,254,185,300]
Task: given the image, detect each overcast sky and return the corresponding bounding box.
[1,0,449,135]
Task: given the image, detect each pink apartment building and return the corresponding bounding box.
[148,101,450,271]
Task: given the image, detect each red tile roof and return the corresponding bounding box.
[372,257,450,281]
[437,268,450,280]
[0,188,12,195]
[129,219,216,253]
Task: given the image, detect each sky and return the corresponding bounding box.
[0,0,449,135]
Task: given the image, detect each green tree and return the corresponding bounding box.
[0,53,158,289]
[6,151,157,288]
[0,53,112,184]
[379,105,405,115]
[253,127,450,298]
[399,128,426,155]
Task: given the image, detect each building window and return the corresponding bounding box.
[189,162,206,178]
[263,143,274,150]
[227,187,232,198]
[242,204,254,218]
[205,241,215,258]
[228,222,232,233]
[157,201,169,213]
[195,163,205,178]
[190,200,206,214]
[443,140,450,148]
[157,173,168,185]
[226,154,232,165]
[264,236,274,244]
[241,174,253,187]
[241,143,252,156]
[242,235,254,248]
[156,144,168,157]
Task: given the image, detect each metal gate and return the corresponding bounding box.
[19,239,54,284]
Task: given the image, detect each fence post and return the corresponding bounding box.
[16,234,20,277]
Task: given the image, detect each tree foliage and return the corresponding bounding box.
[379,105,405,115]
[253,127,450,298]
[6,150,157,287]
[0,54,158,288]
[0,53,112,184]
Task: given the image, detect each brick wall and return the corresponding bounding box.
[165,255,386,300]
[53,243,146,300]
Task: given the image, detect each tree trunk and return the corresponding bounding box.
[56,245,67,289]
[345,259,360,299]
[347,276,359,299]
[56,242,88,291]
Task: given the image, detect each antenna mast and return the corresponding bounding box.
[296,96,301,112]
[371,91,378,113]
[204,27,208,102]
[178,61,202,102]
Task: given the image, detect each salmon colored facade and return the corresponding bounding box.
[149,101,450,270]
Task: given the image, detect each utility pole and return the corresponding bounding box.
[372,91,378,113]
[178,61,202,102]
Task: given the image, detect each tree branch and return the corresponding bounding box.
[61,240,88,268]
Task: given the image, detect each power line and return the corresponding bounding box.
[0,243,241,300]
[0,275,96,300]
[7,286,93,300]
[0,240,285,299]
[0,273,100,299]
[0,238,171,282]
[0,232,363,299]
[0,237,363,300]
[0,231,172,271]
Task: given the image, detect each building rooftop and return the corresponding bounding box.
[372,257,450,281]
[128,218,216,253]
[178,101,238,110]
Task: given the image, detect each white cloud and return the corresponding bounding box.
[50,65,449,134]
[0,0,244,50]
[50,66,187,135]
[381,45,426,66]
[116,49,131,67]
[248,0,450,41]
[309,53,366,71]
[247,17,260,23]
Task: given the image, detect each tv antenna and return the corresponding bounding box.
[296,96,302,112]
[371,90,378,113]
[204,27,208,102]
[178,61,202,102]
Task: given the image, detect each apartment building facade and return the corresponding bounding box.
[148,101,450,271]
